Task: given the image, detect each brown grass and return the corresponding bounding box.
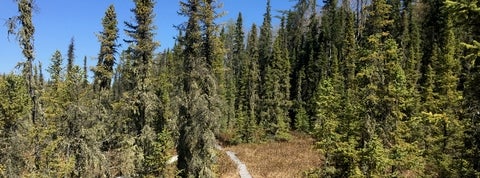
[216,149,240,178]
[222,133,322,178]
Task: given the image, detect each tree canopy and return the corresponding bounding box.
[1,0,480,177]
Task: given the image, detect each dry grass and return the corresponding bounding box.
[216,149,240,178]
[222,133,322,178]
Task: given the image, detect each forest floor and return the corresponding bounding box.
[217,133,322,178]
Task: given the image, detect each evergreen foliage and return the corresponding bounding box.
[243,23,261,142]
[260,17,292,140]
[177,0,220,177]
[2,0,480,177]
[94,4,119,91]
[258,0,273,137]
[67,38,75,77]
[47,50,63,87]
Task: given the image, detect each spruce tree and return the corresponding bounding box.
[66,37,75,80]
[314,78,344,176]
[258,1,273,132]
[124,0,158,134]
[234,12,246,110]
[6,1,43,174]
[356,0,396,175]
[258,0,272,77]
[244,24,260,142]
[287,1,313,131]
[200,0,225,131]
[48,50,63,87]
[82,56,88,87]
[341,0,358,94]
[121,0,171,176]
[233,12,245,73]
[233,13,252,142]
[303,1,322,129]
[177,0,218,176]
[94,4,119,91]
[261,17,292,140]
[56,39,91,177]
[7,0,38,125]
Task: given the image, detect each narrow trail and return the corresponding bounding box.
[225,150,252,178]
[216,144,252,178]
[167,143,253,178]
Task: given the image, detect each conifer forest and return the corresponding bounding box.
[2,0,480,177]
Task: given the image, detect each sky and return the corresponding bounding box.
[0,0,296,76]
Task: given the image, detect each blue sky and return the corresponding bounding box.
[0,0,296,75]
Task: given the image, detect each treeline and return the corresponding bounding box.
[1,0,480,177]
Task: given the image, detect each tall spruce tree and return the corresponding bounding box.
[356,0,397,176]
[177,0,219,176]
[233,13,251,142]
[6,1,43,174]
[243,24,261,142]
[82,56,87,87]
[302,1,321,129]
[123,0,171,176]
[124,0,158,134]
[260,17,292,140]
[258,0,272,78]
[66,37,75,81]
[200,0,224,131]
[234,12,246,112]
[258,1,273,133]
[94,4,119,91]
[7,0,37,125]
[233,12,245,76]
[341,0,358,95]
